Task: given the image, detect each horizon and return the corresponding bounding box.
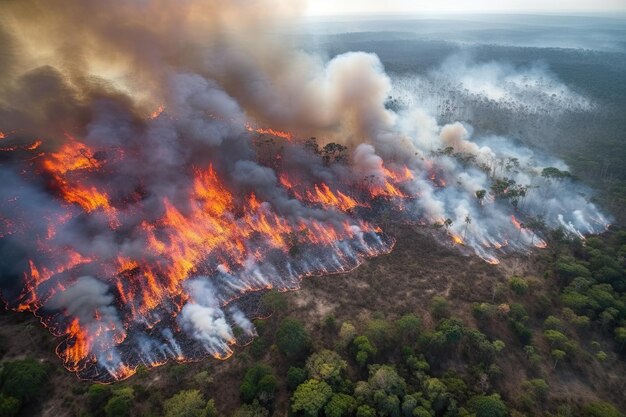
[305,0,626,17]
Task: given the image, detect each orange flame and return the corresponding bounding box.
[246,124,293,141]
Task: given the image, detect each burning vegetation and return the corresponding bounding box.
[0,0,610,382]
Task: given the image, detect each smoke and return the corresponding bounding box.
[0,0,609,381]
[391,54,594,117]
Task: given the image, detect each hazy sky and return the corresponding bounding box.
[306,0,626,15]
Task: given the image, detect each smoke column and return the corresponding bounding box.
[0,0,608,381]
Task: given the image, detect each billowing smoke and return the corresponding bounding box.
[0,1,608,381]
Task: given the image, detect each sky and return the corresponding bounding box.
[306,0,626,16]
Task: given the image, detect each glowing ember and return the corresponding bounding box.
[150,105,165,119]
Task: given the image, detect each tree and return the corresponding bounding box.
[508,276,528,295]
[356,405,376,417]
[365,318,393,349]
[287,367,308,391]
[240,364,277,405]
[0,359,47,402]
[0,395,20,417]
[305,350,347,386]
[394,314,422,343]
[431,296,449,319]
[551,349,566,368]
[475,189,487,205]
[232,400,270,417]
[261,290,287,313]
[615,327,626,350]
[87,383,112,413]
[163,390,213,417]
[464,215,472,238]
[277,318,311,362]
[338,321,357,348]
[543,330,568,348]
[467,394,508,417]
[291,379,333,417]
[352,336,377,367]
[582,401,622,417]
[105,388,134,417]
[324,393,356,417]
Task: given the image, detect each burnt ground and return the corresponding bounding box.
[0,222,624,416]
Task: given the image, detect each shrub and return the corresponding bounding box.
[508,277,529,295]
[276,318,311,362]
[0,359,47,402]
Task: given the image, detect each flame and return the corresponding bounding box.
[150,105,164,119]
[246,124,293,141]
[42,135,102,175]
[26,140,42,150]
[451,234,464,245]
[511,215,522,229]
[305,183,360,212]
[0,131,5,139]
[6,131,398,381]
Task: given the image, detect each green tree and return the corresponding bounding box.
[394,314,422,343]
[582,401,622,417]
[287,367,308,391]
[543,330,568,348]
[105,387,134,417]
[324,393,356,417]
[508,277,528,295]
[475,189,487,205]
[240,364,277,405]
[0,359,47,402]
[163,389,212,417]
[277,318,311,362]
[356,405,376,417]
[305,350,347,386]
[365,318,393,349]
[467,394,508,417]
[0,395,20,417]
[232,400,270,417]
[261,290,288,313]
[352,336,377,367]
[615,326,626,350]
[87,383,111,412]
[551,349,566,368]
[431,296,449,319]
[291,379,333,417]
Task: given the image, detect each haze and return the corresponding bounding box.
[307,0,626,15]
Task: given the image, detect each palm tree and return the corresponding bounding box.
[464,215,472,239]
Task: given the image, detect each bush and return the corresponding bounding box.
[508,277,529,295]
[431,296,449,319]
[276,318,311,362]
[87,384,111,412]
[582,401,622,417]
[0,395,20,417]
[261,291,287,313]
[163,389,212,417]
[104,388,134,417]
[287,367,308,391]
[467,394,508,417]
[291,379,333,417]
[0,359,47,402]
[240,364,277,405]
